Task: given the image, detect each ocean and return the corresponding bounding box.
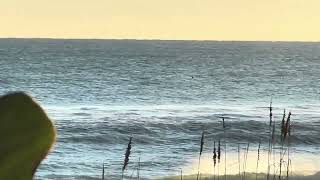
[0,39,319,179]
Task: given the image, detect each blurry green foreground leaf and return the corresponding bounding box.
[0,92,55,180]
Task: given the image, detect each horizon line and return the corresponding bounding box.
[0,37,320,43]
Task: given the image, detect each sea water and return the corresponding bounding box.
[0,39,319,179]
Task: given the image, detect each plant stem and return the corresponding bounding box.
[102,163,105,180]
[238,144,241,180]
[256,141,261,180]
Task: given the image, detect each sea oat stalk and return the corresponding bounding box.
[122,137,133,180]
[102,163,105,180]
[238,144,241,180]
[197,130,205,180]
[213,141,217,180]
[221,117,227,180]
[267,98,273,180]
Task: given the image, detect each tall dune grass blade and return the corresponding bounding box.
[218,140,221,180]
[222,117,227,180]
[280,111,292,180]
[281,109,286,140]
[197,130,205,180]
[218,140,221,163]
[267,97,273,180]
[122,137,133,180]
[256,141,261,180]
[213,141,217,180]
[271,115,276,179]
[243,143,249,180]
[238,144,241,180]
[269,98,273,126]
[284,112,291,140]
[286,112,292,180]
[102,163,105,180]
[200,131,205,156]
[213,141,217,167]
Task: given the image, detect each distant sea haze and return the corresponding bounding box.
[0,39,319,179]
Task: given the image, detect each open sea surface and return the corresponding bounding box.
[0,39,320,179]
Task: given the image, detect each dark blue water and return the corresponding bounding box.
[0,39,319,179]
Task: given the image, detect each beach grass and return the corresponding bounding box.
[156,172,320,180]
[108,100,317,180]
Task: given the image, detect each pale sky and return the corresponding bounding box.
[1,0,320,41]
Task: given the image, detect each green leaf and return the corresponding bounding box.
[0,92,55,180]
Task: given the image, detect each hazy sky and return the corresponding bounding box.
[1,0,320,41]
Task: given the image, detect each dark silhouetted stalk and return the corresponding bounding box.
[197,130,205,180]
[284,112,291,140]
[281,109,286,141]
[269,98,273,126]
[267,98,273,180]
[218,140,221,180]
[102,163,105,180]
[280,112,291,180]
[271,115,276,179]
[243,143,249,180]
[238,144,241,180]
[213,141,217,180]
[286,113,292,180]
[122,137,133,180]
[256,140,261,180]
[221,117,227,180]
